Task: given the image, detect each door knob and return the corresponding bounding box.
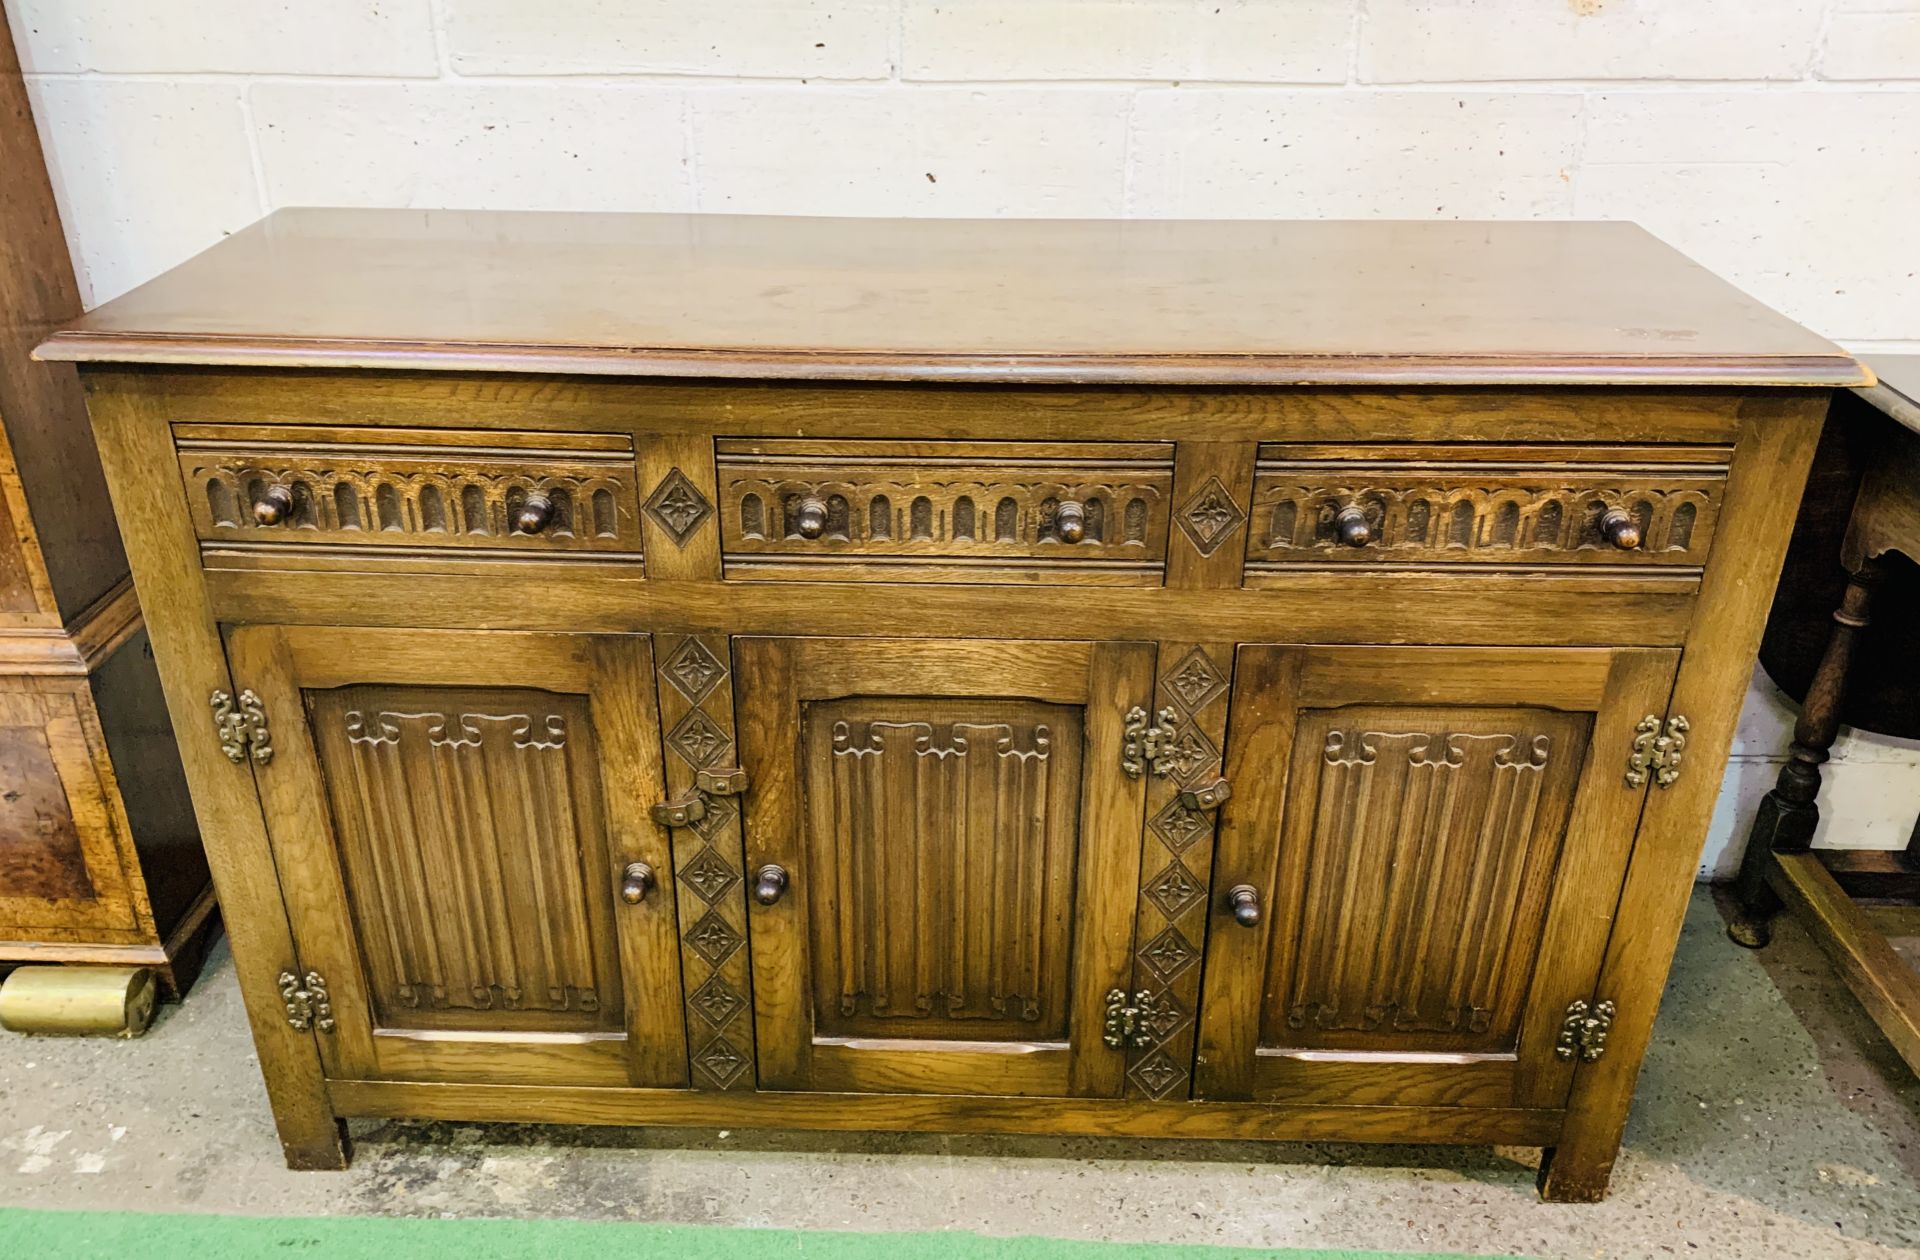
[620,862,656,905]
[1227,884,1261,928]
[754,864,789,905]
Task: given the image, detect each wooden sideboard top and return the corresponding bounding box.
[40,208,1864,388]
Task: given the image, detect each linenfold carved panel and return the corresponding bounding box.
[177,426,644,555]
[716,439,1174,584]
[804,699,1084,1040]
[1264,706,1591,1055]
[1247,445,1727,570]
[307,685,622,1032]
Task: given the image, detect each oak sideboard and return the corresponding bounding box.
[39,210,1864,1200]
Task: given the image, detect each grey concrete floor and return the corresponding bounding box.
[2,888,1918,1258]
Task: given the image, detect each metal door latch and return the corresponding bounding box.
[651,765,748,827]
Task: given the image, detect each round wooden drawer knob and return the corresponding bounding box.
[1600,508,1641,550]
[1334,504,1372,548]
[795,497,829,540]
[514,492,555,535]
[1056,499,1087,543]
[253,484,295,526]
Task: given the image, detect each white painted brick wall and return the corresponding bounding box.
[7,0,1919,880]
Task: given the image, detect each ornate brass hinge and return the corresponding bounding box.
[278,969,335,1033]
[1102,988,1171,1049]
[211,688,273,765]
[1554,998,1616,1062]
[650,765,748,827]
[1122,706,1180,779]
[1624,714,1689,789]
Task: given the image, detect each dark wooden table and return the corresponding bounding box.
[1731,354,1920,1074]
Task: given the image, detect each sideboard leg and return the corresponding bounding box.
[1728,562,1878,949]
[1536,1131,1617,1203]
[279,1117,352,1171]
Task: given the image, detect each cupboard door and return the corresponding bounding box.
[227,626,686,1088]
[1195,646,1678,1111]
[736,637,1153,1097]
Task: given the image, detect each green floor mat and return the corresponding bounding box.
[0,1207,1522,1259]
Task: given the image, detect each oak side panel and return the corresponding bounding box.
[79,371,347,1168]
[1541,392,1827,1201]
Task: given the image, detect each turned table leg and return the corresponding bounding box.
[1729,561,1880,948]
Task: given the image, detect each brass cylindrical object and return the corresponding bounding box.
[0,965,158,1037]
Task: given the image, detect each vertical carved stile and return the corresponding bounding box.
[1126,643,1232,1100]
[654,634,756,1088]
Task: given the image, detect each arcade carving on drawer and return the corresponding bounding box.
[1246,443,1729,576]
[715,439,1175,584]
[175,425,644,558]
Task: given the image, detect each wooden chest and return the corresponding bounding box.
[0,12,211,1016]
[40,209,1864,1199]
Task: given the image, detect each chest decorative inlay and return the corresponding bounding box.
[1269,709,1589,1054]
[307,688,621,1030]
[1176,477,1248,557]
[644,468,714,546]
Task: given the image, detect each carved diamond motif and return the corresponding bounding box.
[1162,726,1220,784]
[690,794,736,840]
[1149,797,1210,852]
[1176,476,1246,557]
[667,708,732,769]
[686,909,743,965]
[1140,926,1198,981]
[695,1035,748,1086]
[689,975,745,1028]
[680,846,739,903]
[1128,1049,1187,1100]
[1144,860,1204,919]
[1136,991,1188,1044]
[1163,647,1227,714]
[662,637,726,703]
[644,468,713,546]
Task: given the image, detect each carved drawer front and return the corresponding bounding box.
[176,425,645,559]
[715,439,1175,584]
[1246,443,1729,577]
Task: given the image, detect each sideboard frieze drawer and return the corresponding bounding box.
[1246,442,1730,580]
[715,439,1175,585]
[176,424,646,562]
